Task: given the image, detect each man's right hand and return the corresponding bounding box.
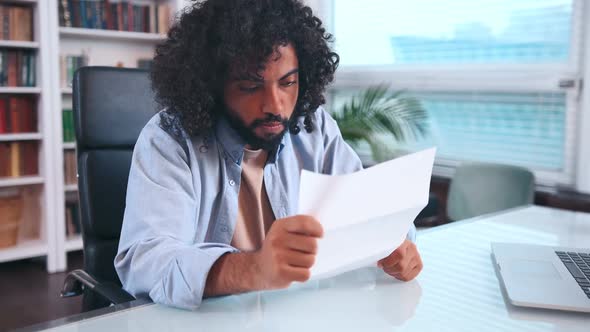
[253,215,324,289]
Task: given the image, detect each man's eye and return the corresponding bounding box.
[239,85,260,92]
[282,81,297,87]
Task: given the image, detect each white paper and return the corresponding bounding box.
[298,148,436,280]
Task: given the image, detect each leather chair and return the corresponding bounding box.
[61,66,158,311]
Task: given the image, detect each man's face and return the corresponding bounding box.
[223,44,299,151]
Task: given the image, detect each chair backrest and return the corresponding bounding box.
[447,163,535,221]
[73,66,157,309]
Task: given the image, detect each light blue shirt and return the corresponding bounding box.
[115,107,416,310]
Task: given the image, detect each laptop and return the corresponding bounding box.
[491,242,590,313]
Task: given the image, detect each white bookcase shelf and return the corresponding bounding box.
[0,87,42,94]
[0,40,39,49]
[5,0,38,4]
[0,0,188,273]
[62,142,76,149]
[0,0,60,272]
[0,176,44,188]
[0,239,47,264]
[60,27,166,42]
[64,184,78,192]
[47,0,189,272]
[65,235,83,252]
[0,133,43,141]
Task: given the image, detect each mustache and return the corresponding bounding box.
[250,114,290,128]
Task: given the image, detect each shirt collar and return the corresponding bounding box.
[214,115,286,165]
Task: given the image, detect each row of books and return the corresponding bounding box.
[0,5,33,42]
[0,141,38,178]
[0,96,36,134]
[65,201,82,236]
[59,0,171,34]
[64,150,77,185]
[63,109,75,142]
[60,54,88,88]
[0,49,36,87]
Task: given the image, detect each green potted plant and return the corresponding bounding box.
[331,85,429,163]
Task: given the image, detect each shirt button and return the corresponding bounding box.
[221,226,229,232]
[229,180,235,186]
[199,145,208,153]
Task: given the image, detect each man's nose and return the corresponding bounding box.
[262,85,283,115]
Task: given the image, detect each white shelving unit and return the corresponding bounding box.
[0,0,59,272]
[0,176,44,188]
[0,133,43,141]
[63,184,77,192]
[62,142,76,149]
[0,239,48,264]
[0,0,189,273]
[0,40,40,49]
[48,0,189,271]
[64,235,82,252]
[60,27,166,42]
[0,87,42,94]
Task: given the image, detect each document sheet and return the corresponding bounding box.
[298,148,436,280]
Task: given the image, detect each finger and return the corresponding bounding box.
[284,215,324,238]
[400,263,422,281]
[284,233,318,254]
[391,260,420,281]
[384,258,410,275]
[284,251,316,268]
[385,253,419,275]
[378,242,410,268]
[281,265,312,283]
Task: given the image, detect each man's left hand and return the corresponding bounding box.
[377,240,423,281]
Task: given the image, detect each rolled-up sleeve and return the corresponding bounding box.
[115,117,236,310]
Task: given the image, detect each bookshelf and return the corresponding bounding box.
[48,0,189,271]
[0,176,44,188]
[60,26,166,42]
[0,0,189,272]
[0,0,59,271]
[0,133,43,141]
[0,40,40,48]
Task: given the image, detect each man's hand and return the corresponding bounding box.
[253,215,323,289]
[377,240,423,281]
[204,215,323,297]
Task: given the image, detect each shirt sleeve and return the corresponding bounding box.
[114,115,237,310]
[316,107,417,242]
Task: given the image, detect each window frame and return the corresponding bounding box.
[313,0,590,191]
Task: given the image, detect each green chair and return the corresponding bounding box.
[447,163,535,221]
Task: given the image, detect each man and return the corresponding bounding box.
[115,0,423,310]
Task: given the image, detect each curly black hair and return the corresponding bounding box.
[150,0,339,137]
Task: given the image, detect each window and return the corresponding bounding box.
[327,0,583,187]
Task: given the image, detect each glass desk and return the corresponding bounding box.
[19,206,590,332]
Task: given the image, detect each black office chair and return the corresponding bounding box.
[61,66,158,311]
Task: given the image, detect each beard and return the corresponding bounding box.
[223,108,292,151]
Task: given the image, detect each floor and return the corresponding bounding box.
[0,252,84,332]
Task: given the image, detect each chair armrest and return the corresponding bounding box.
[61,269,135,305]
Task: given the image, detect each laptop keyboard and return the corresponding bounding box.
[555,251,590,299]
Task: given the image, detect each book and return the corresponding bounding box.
[0,142,9,177]
[0,96,36,133]
[0,49,36,87]
[0,97,6,133]
[0,5,33,41]
[20,141,38,176]
[9,142,20,177]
